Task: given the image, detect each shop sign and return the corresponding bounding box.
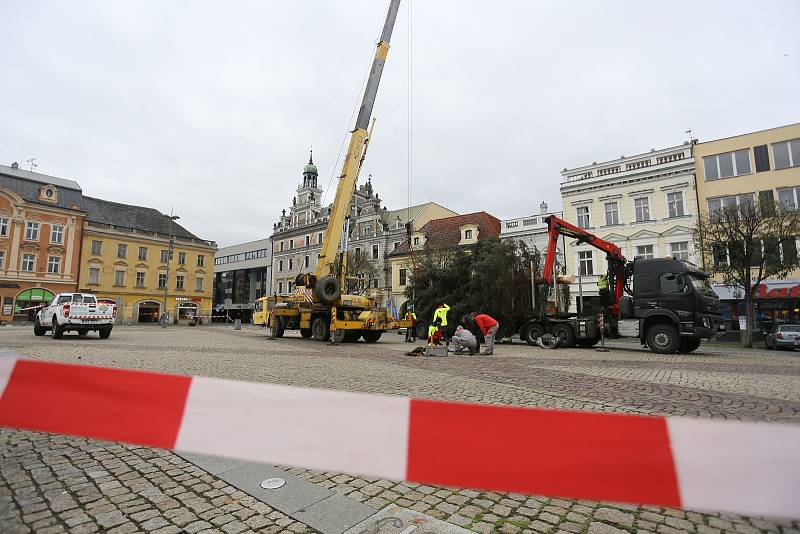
[2,305,11,315]
[191,297,202,302]
[754,282,800,299]
[175,297,189,302]
[738,316,747,331]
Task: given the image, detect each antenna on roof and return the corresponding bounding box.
[26,157,38,171]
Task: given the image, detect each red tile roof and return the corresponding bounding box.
[390,211,501,256]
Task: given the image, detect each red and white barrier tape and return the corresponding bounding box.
[0,357,797,519]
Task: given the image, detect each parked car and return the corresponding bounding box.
[764,324,800,350]
[34,293,115,339]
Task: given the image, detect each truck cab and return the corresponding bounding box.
[619,258,721,352]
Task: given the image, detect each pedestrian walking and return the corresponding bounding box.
[474,313,499,355]
[451,325,477,355]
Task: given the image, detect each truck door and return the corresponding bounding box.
[633,273,659,311]
[657,273,692,315]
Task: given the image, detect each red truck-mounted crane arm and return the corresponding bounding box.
[542,215,627,313]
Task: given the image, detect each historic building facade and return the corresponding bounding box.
[0,163,86,322]
[693,123,800,328]
[77,197,216,324]
[270,154,456,305]
[559,143,698,312]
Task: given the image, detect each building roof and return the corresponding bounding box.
[82,196,201,240]
[0,164,85,211]
[390,211,501,256]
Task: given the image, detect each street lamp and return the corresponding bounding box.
[162,213,180,327]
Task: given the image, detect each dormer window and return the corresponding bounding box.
[38,185,59,204]
[465,229,473,239]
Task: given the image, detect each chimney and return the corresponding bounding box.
[11,162,19,169]
[540,201,548,215]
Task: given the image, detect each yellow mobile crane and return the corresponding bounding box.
[253,0,409,343]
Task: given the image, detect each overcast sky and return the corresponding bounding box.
[2,1,798,247]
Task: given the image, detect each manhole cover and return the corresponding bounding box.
[260,478,286,490]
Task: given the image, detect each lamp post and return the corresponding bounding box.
[162,213,180,327]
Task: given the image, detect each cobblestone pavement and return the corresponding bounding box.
[2,325,800,533]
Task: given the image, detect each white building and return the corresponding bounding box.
[213,238,272,318]
[499,201,565,261]
[559,143,698,312]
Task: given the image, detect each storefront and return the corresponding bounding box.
[713,279,800,334]
[13,287,56,321]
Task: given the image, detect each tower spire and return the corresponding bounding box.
[309,146,313,165]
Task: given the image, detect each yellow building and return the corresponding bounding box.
[693,122,800,325]
[78,197,216,324]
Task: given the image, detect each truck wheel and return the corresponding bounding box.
[272,317,285,338]
[345,330,362,342]
[416,323,427,340]
[362,331,382,343]
[646,324,680,353]
[300,328,313,339]
[525,324,543,346]
[33,319,46,337]
[51,317,63,339]
[99,328,112,339]
[678,337,702,353]
[552,324,576,348]
[315,276,341,305]
[312,317,329,341]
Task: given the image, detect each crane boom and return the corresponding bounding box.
[315,0,401,280]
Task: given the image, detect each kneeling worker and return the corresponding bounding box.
[427,318,443,346]
[451,325,477,355]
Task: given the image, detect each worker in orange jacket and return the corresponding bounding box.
[474,313,499,355]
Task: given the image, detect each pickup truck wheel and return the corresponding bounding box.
[51,317,63,339]
[99,327,112,339]
[312,317,329,341]
[552,324,576,348]
[33,319,46,337]
[646,324,679,353]
[525,324,543,346]
[677,337,702,353]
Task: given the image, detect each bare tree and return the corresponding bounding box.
[695,198,800,347]
[335,249,377,295]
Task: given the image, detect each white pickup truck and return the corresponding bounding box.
[34,293,115,339]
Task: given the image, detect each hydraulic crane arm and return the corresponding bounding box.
[542,215,627,311]
[315,0,401,280]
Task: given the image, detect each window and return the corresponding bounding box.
[279,241,284,252]
[670,242,689,261]
[288,282,293,292]
[465,229,473,240]
[372,244,379,259]
[138,247,148,261]
[0,217,8,237]
[158,274,167,289]
[707,193,755,216]
[604,202,619,226]
[114,270,125,286]
[176,275,184,290]
[667,191,685,218]
[659,274,688,294]
[50,225,64,244]
[703,149,751,180]
[91,240,102,255]
[305,235,310,247]
[355,247,361,256]
[278,281,284,294]
[399,268,407,286]
[117,244,127,258]
[135,272,146,288]
[25,222,39,241]
[197,255,205,267]
[196,277,204,292]
[576,206,590,229]
[413,237,420,246]
[88,267,101,285]
[578,251,593,275]
[279,260,283,272]
[778,187,800,210]
[759,190,776,217]
[772,139,800,170]
[290,240,294,250]
[0,251,4,270]
[393,242,400,251]
[288,258,293,270]
[634,197,650,222]
[21,253,35,272]
[161,249,169,263]
[178,252,186,265]
[712,243,728,267]
[754,145,770,172]
[635,244,654,259]
[318,232,323,244]
[47,256,60,274]
[304,255,309,268]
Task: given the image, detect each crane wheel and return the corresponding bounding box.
[312,316,330,341]
[300,328,313,339]
[315,276,341,305]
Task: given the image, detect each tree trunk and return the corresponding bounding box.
[742,294,755,348]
